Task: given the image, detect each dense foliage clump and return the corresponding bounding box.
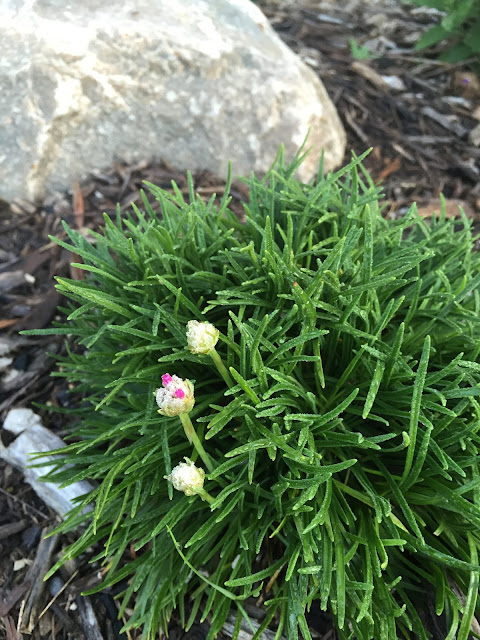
[406,0,480,66]
[31,150,480,640]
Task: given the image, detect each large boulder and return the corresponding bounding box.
[0,0,346,202]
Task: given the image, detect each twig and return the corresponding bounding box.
[37,569,79,622]
[0,520,28,542]
[21,528,59,632]
[0,371,44,413]
[75,594,104,640]
[0,487,49,520]
[344,109,369,144]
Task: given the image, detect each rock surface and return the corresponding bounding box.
[1,408,94,516]
[0,0,346,202]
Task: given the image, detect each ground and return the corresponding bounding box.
[1,1,479,638]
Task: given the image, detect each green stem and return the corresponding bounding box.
[210,348,234,387]
[179,412,214,473]
[196,488,214,504]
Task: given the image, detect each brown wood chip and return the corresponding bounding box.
[416,198,475,219]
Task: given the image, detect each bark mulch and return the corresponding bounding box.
[1,1,479,638]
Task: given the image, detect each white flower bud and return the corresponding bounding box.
[155,373,194,416]
[166,458,205,496]
[186,320,219,355]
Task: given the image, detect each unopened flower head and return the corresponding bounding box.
[166,458,205,496]
[155,373,194,416]
[186,320,219,355]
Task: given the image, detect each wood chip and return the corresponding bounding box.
[351,61,389,92]
[75,595,104,640]
[0,519,28,541]
[0,319,18,330]
[0,582,31,617]
[13,558,33,572]
[70,182,86,281]
[377,157,401,181]
[9,199,37,215]
[0,271,28,293]
[21,529,59,632]
[72,181,85,228]
[22,249,53,275]
[468,123,480,147]
[0,614,23,640]
[453,71,480,99]
[16,287,61,331]
[416,198,475,219]
[391,142,415,162]
[421,106,468,138]
[344,109,369,144]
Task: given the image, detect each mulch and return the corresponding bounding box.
[1,1,479,638]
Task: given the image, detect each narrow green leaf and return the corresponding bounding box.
[402,335,431,483]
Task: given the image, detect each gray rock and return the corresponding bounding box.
[1,408,94,516]
[3,407,43,434]
[0,0,346,202]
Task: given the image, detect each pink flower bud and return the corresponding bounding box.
[155,374,194,416]
[162,373,173,386]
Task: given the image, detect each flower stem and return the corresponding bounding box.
[179,412,214,473]
[210,348,234,387]
[196,488,214,504]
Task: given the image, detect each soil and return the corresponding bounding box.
[1,1,479,638]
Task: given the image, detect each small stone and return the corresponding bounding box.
[3,408,42,435]
[22,525,41,550]
[56,389,70,407]
[12,353,30,371]
[11,304,32,316]
[49,576,65,597]
[381,75,405,92]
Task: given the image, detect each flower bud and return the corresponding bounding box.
[166,458,205,496]
[155,373,194,416]
[186,320,219,355]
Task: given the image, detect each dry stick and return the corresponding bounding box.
[0,520,28,542]
[0,371,44,413]
[75,594,104,640]
[0,486,49,520]
[37,569,79,621]
[21,528,59,632]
